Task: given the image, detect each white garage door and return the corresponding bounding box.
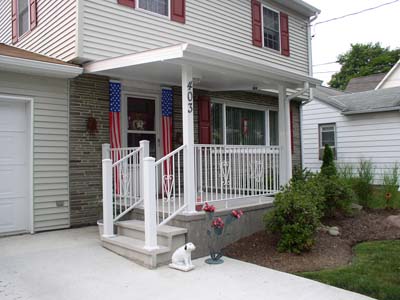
[0,100,29,234]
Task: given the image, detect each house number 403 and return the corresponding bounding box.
[187,81,193,114]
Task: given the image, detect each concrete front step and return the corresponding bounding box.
[116,220,187,248]
[99,220,187,269]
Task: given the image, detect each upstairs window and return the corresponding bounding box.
[263,7,280,51]
[319,123,336,160]
[138,0,169,16]
[18,0,30,37]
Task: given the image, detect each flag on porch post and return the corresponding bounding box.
[162,88,173,174]
[109,81,122,151]
[109,81,122,194]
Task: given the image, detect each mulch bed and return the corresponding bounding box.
[224,209,400,273]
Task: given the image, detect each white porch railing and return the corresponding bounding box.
[154,145,187,226]
[194,145,280,206]
[111,147,142,221]
[102,141,281,249]
[102,141,149,237]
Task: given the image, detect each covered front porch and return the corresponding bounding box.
[85,43,320,265]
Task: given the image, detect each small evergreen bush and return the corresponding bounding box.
[264,174,324,254]
[321,144,337,177]
[320,146,353,215]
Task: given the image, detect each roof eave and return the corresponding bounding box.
[0,55,83,79]
[342,106,400,115]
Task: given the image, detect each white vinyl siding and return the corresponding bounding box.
[80,0,310,75]
[0,0,77,62]
[0,71,70,232]
[302,99,400,184]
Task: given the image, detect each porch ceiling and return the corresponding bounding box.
[84,43,321,91]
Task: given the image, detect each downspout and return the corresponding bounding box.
[300,12,319,167]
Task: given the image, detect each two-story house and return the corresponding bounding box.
[0,0,321,267]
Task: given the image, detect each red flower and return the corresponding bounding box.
[203,202,216,213]
[232,209,244,219]
[212,217,224,229]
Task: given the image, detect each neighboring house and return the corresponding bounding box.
[345,73,387,93]
[376,59,400,89]
[303,61,400,184]
[0,0,321,267]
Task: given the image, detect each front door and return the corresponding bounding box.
[124,96,160,158]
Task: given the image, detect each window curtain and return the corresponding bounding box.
[138,0,168,15]
[226,107,265,145]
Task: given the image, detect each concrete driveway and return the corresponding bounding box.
[0,227,374,300]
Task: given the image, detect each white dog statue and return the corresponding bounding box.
[169,243,196,272]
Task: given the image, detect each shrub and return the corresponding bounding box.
[292,167,314,184]
[354,160,375,207]
[321,144,337,177]
[264,174,324,254]
[319,175,354,216]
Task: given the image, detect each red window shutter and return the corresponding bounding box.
[171,0,185,24]
[12,0,18,44]
[290,106,294,154]
[30,0,38,30]
[280,12,290,57]
[251,0,262,47]
[118,0,135,8]
[198,96,211,144]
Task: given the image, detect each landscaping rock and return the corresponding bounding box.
[328,227,340,236]
[318,225,330,233]
[386,215,400,229]
[351,203,363,211]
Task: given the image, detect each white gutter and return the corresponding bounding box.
[0,55,83,78]
[288,82,310,101]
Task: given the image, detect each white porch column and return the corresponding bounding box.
[181,64,196,213]
[278,85,292,186]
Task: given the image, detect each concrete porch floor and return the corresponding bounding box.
[0,227,373,300]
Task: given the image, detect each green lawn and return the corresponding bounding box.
[300,240,400,300]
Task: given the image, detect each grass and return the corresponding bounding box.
[300,240,400,300]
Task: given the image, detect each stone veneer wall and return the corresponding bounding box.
[69,74,110,226]
[172,87,302,170]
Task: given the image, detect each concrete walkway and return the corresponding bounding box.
[0,227,374,300]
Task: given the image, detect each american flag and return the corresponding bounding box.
[109,81,122,150]
[162,88,173,174]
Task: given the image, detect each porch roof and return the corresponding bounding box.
[84,43,321,92]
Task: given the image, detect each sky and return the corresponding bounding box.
[305,0,400,85]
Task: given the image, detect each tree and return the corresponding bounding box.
[321,144,336,177]
[329,43,400,90]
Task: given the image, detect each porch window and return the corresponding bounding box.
[18,0,30,37]
[138,0,169,16]
[319,123,336,160]
[211,102,278,146]
[263,7,280,51]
